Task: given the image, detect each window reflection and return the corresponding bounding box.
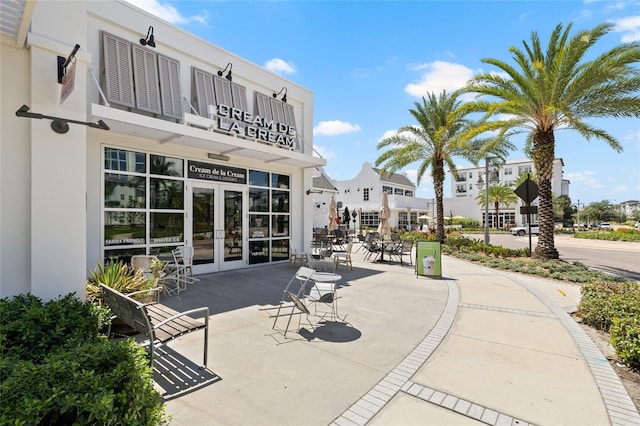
[272,215,289,237]
[271,239,289,262]
[249,170,269,187]
[272,173,289,189]
[104,173,145,208]
[104,212,145,246]
[149,213,184,244]
[150,155,183,177]
[104,147,145,173]
[150,178,184,209]
[249,188,269,212]
[272,190,289,212]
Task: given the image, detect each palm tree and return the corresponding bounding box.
[375,90,476,242]
[461,22,640,259]
[475,184,518,229]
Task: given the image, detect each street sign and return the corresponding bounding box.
[520,206,538,214]
[514,177,538,203]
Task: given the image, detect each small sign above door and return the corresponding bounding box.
[188,160,247,184]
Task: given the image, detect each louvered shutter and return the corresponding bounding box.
[132,45,161,114]
[158,54,183,120]
[255,92,273,121]
[231,83,248,110]
[283,103,300,150]
[192,68,215,117]
[270,98,286,125]
[213,76,234,131]
[102,32,134,107]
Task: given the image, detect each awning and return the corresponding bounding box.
[91,104,326,169]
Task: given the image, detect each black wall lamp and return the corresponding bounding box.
[218,63,232,81]
[57,44,80,84]
[15,105,110,134]
[273,87,287,103]
[140,26,155,48]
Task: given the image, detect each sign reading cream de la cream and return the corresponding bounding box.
[188,160,247,184]
[216,104,296,148]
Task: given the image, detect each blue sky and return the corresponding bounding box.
[125,0,640,206]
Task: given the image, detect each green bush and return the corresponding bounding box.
[577,281,640,331]
[86,261,152,304]
[0,293,165,425]
[610,317,640,370]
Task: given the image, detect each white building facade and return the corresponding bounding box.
[1,0,325,300]
[325,159,570,232]
[452,158,569,227]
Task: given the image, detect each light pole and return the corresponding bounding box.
[476,159,491,244]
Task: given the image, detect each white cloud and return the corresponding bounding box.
[313,121,361,136]
[405,61,474,97]
[312,145,335,159]
[264,58,296,75]
[611,15,640,42]
[565,170,605,189]
[379,130,398,141]
[123,0,208,25]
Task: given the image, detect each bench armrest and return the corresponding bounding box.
[151,306,210,330]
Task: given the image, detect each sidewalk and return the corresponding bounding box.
[158,246,640,425]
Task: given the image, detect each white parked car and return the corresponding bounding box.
[510,223,539,236]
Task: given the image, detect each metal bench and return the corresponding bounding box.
[100,284,209,367]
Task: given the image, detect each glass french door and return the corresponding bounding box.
[188,182,246,273]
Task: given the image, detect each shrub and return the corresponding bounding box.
[0,293,110,362]
[0,293,165,425]
[86,261,152,304]
[577,281,640,331]
[610,316,640,370]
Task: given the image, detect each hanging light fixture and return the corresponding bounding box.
[272,87,287,103]
[139,26,155,48]
[218,63,233,81]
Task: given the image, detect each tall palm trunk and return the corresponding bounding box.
[433,163,446,242]
[531,130,559,259]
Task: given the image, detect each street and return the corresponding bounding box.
[466,233,640,282]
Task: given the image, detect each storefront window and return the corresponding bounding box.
[272,215,289,237]
[249,188,269,212]
[105,147,145,173]
[149,212,184,244]
[250,214,269,238]
[150,154,183,177]
[249,170,291,264]
[104,211,146,246]
[271,239,289,262]
[104,147,185,262]
[272,190,289,213]
[272,173,290,189]
[249,240,269,264]
[150,178,184,209]
[249,170,269,187]
[104,173,145,208]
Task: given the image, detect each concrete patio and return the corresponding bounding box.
[149,245,639,426]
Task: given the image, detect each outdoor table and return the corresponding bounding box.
[374,240,396,263]
[309,272,342,319]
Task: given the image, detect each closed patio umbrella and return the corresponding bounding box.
[327,197,338,232]
[377,191,391,237]
[342,206,350,230]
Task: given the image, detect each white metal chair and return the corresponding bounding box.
[288,240,309,268]
[272,266,316,337]
[131,255,168,294]
[169,248,199,293]
[177,245,195,278]
[333,241,353,271]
